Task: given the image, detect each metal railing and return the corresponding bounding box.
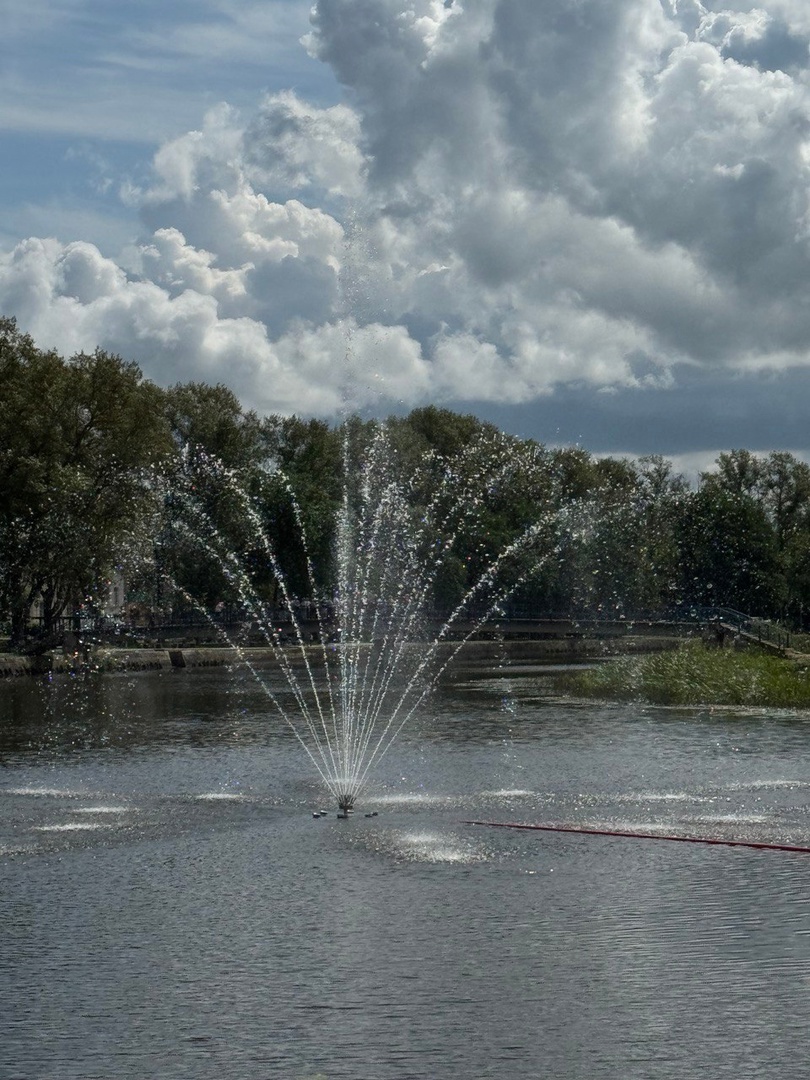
[16,602,795,651]
[665,605,792,650]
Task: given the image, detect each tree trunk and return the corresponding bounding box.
[42,583,60,638]
[9,602,28,650]
[8,579,32,650]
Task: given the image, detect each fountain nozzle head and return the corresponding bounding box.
[337,795,354,813]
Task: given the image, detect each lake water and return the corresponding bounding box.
[2,663,810,1079]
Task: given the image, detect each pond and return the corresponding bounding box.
[2,663,810,1079]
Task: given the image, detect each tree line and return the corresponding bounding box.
[2,316,810,649]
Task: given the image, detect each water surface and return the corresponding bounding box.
[2,665,809,1079]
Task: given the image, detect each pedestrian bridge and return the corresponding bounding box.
[260,603,794,653]
[43,604,796,656]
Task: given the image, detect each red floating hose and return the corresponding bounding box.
[462,819,810,854]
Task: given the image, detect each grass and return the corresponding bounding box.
[558,641,810,708]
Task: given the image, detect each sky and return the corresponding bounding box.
[4,0,810,475]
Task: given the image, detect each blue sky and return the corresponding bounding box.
[4,0,810,474]
[1,0,336,250]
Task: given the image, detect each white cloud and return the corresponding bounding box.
[139,228,250,307]
[6,0,810,447]
[245,92,365,200]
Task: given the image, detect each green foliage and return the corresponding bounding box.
[547,453,686,614]
[260,415,344,597]
[396,404,498,460]
[164,382,268,469]
[562,642,810,707]
[157,383,277,609]
[701,449,810,622]
[0,318,172,644]
[6,322,810,647]
[399,419,558,613]
[675,486,782,613]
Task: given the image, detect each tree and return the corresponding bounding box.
[701,449,810,623]
[633,455,688,610]
[703,449,764,499]
[0,319,172,646]
[164,382,268,469]
[259,415,344,599]
[540,454,686,615]
[760,451,810,552]
[156,383,276,611]
[397,405,497,460]
[675,485,782,615]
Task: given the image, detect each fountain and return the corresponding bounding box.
[169,421,558,813]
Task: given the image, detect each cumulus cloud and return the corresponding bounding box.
[5,0,810,446]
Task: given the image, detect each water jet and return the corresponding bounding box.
[173,423,557,812]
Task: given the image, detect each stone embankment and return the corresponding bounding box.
[0,634,685,678]
[0,648,174,677]
[0,653,36,677]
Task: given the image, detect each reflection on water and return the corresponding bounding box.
[2,665,810,1078]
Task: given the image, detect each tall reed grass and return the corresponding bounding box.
[561,642,810,707]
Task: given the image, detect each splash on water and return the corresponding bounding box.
[3,787,86,798]
[372,791,464,808]
[370,828,485,864]
[618,791,699,803]
[34,822,115,832]
[481,788,537,798]
[692,813,771,825]
[194,792,248,801]
[725,779,810,791]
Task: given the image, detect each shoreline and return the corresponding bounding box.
[0,634,686,679]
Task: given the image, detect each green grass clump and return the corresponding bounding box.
[561,642,810,707]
